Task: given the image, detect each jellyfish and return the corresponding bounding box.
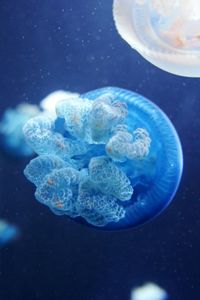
[113,0,200,77]
[131,283,168,300]
[0,103,40,157]
[23,87,183,230]
[0,220,19,246]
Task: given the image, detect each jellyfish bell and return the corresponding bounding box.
[113,0,200,77]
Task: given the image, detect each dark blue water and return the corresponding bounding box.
[0,0,200,299]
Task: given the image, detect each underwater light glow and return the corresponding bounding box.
[0,220,18,246]
[113,0,200,77]
[23,87,183,230]
[131,282,168,300]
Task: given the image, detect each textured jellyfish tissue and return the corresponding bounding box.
[23,87,183,230]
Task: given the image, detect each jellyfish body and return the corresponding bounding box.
[23,87,183,230]
[113,0,200,77]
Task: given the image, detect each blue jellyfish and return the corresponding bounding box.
[0,103,39,157]
[0,220,18,246]
[113,0,200,77]
[23,87,183,230]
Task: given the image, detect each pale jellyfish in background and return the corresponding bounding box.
[131,283,168,300]
[40,90,80,117]
[0,220,19,246]
[113,0,200,77]
[0,103,40,157]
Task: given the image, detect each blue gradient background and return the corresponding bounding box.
[0,1,199,299]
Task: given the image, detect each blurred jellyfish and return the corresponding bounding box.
[0,103,40,157]
[131,283,168,300]
[0,220,19,246]
[23,87,183,230]
[113,0,200,77]
[40,90,80,117]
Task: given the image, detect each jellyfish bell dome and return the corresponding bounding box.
[113,0,200,77]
